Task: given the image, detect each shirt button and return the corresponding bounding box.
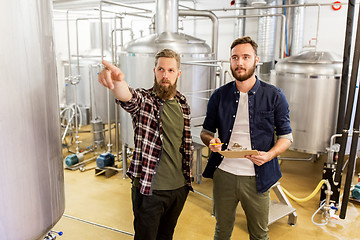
[236,100,238,103]
[229,129,232,132]
[233,115,235,118]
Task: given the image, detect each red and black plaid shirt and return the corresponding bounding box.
[117,88,193,195]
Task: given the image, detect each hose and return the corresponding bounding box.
[311,202,328,226]
[280,179,327,203]
[281,179,336,226]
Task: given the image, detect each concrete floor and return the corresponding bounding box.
[54,130,360,240]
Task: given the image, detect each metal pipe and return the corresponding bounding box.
[182,59,223,63]
[156,0,178,34]
[111,28,133,49]
[98,1,112,153]
[115,104,120,161]
[336,0,355,140]
[101,0,152,13]
[334,1,360,186]
[120,17,124,49]
[71,156,98,168]
[278,155,315,161]
[224,70,234,86]
[54,0,152,12]
[113,16,117,64]
[179,10,219,59]
[314,3,320,51]
[290,0,305,55]
[110,25,132,161]
[179,4,195,10]
[89,64,96,120]
[323,179,333,221]
[182,88,215,95]
[106,88,112,153]
[335,1,360,219]
[327,132,360,165]
[205,2,348,12]
[193,189,213,200]
[63,214,134,237]
[61,108,75,144]
[122,144,128,179]
[182,62,220,67]
[257,0,277,72]
[71,17,85,152]
[66,10,81,154]
[234,0,246,38]
[99,3,104,60]
[75,20,81,81]
[104,166,123,171]
[328,133,342,164]
[59,16,117,21]
[219,13,285,60]
[204,2,329,53]
[96,8,152,19]
[114,11,152,19]
[114,16,119,161]
[66,10,73,96]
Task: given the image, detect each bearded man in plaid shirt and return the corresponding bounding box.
[98,48,193,240]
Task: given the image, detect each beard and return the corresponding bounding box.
[153,77,178,100]
[231,60,257,82]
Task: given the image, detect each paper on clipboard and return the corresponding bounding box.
[219,150,259,158]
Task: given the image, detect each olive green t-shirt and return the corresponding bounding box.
[152,99,186,190]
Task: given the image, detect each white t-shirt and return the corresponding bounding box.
[218,92,256,176]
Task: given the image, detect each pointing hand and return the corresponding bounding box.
[98,60,125,90]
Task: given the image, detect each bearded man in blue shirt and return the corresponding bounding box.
[200,36,293,240]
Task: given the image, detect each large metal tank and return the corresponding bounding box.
[118,0,215,147]
[274,51,342,154]
[0,1,65,239]
[64,22,115,125]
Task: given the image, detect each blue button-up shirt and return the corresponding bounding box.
[202,77,292,193]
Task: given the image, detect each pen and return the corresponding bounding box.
[210,143,223,146]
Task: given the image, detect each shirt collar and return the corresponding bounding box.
[231,75,260,95]
[249,76,260,95]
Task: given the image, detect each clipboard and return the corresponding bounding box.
[219,150,259,158]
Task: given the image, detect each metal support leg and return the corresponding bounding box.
[269,182,297,226]
[192,143,204,184]
[122,144,128,179]
[196,148,202,184]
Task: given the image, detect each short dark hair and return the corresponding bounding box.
[155,49,180,69]
[230,36,258,55]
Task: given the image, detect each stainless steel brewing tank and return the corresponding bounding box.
[118,32,214,147]
[274,51,342,154]
[0,1,65,240]
[64,49,115,125]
